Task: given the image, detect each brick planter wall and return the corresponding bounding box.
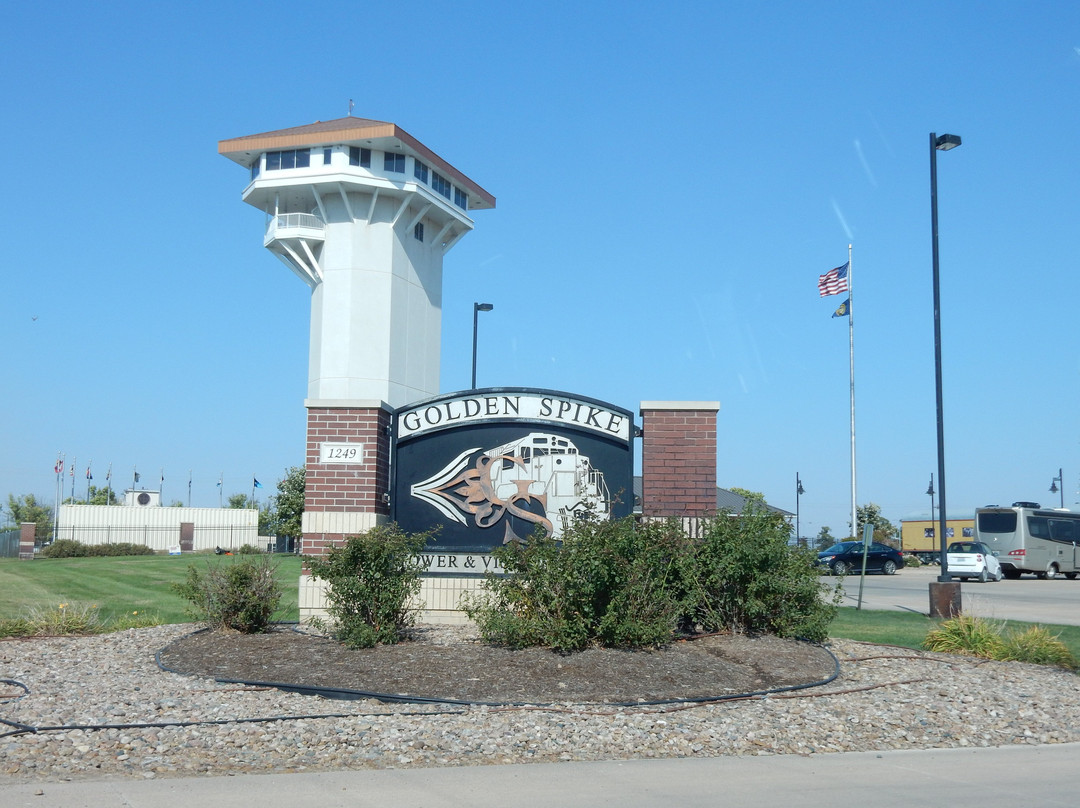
[639,401,720,517]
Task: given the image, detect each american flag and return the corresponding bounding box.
[818,262,849,297]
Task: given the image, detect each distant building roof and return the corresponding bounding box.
[632,477,792,518]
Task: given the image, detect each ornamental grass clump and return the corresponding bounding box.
[924,615,1076,669]
[305,524,431,648]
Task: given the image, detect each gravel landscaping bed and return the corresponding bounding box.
[3,624,1080,783]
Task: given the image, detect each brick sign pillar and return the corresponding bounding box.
[299,401,393,619]
[639,401,720,517]
[19,522,36,560]
[301,401,392,555]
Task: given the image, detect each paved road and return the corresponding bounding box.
[837,564,1080,625]
[4,745,1079,808]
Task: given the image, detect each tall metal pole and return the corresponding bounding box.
[931,132,961,582]
[471,304,479,389]
[471,303,493,389]
[847,243,857,541]
[796,473,804,547]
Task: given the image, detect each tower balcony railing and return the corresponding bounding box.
[264,212,326,246]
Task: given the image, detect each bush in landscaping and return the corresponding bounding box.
[464,507,841,650]
[0,603,163,637]
[172,555,283,633]
[305,524,430,648]
[463,516,686,651]
[237,544,264,555]
[41,540,154,558]
[904,555,922,567]
[40,539,87,558]
[679,506,841,642]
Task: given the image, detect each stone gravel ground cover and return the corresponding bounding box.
[3,624,1079,784]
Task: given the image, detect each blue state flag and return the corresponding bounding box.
[253,478,263,489]
[832,298,850,318]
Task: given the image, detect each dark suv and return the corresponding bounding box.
[817,541,903,576]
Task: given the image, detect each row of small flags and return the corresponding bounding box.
[818,261,850,318]
[53,455,261,490]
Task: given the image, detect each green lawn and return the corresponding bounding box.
[0,554,303,624]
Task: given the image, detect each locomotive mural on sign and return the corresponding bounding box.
[392,389,634,552]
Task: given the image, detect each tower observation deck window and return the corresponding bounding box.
[349,146,371,167]
[384,152,405,173]
[414,222,424,242]
[414,159,428,184]
[266,149,311,170]
[250,159,261,181]
[431,171,451,199]
[454,186,468,210]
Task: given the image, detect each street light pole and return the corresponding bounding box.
[930,132,961,583]
[471,302,493,389]
[796,473,805,547]
[1051,468,1064,508]
[927,472,935,527]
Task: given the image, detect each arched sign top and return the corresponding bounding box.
[395,388,633,444]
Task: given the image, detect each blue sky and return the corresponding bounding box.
[3,1,1078,539]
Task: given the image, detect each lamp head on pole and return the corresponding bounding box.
[1051,480,1060,494]
[934,134,962,151]
[474,302,494,313]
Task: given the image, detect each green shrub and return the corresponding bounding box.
[172,556,283,633]
[305,524,430,648]
[42,540,154,558]
[464,508,840,650]
[680,506,841,642]
[904,554,922,567]
[41,539,88,558]
[463,517,685,651]
[85,543,155,557]
[237,544,264,555]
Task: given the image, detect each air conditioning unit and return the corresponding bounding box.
[124,489,161,507]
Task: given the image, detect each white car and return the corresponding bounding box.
[946,541,1003,582]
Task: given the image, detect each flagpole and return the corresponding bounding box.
[847,242,857,543]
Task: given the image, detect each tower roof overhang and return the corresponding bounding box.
[218,117,495,210]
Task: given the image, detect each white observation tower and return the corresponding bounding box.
[219,117,494,611]
[219,117,495,407]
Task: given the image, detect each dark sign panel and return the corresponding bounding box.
[392,388,634,553]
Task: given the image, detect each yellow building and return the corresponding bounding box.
[900,518,975,563]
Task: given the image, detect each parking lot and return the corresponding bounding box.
[836,564,1080,626]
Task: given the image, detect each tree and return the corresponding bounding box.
[853,503,899,547]
[268,466,305,539]
[63,485,119,506]
[815,526,836,551]
[227,493,253,509]
[728,487,766,505]
[5,494,53,540]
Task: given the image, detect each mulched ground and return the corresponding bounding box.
[158,626,838,705]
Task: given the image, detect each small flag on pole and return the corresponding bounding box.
[818,262,850,297]
[253,478,263,489]
[832,297,851,318]
[86,466,92,480]
[55,458,64,475]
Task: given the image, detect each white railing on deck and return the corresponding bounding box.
[266,212,325,239]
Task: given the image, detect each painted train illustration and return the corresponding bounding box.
[483,432,611,537]
[409,431,611,540]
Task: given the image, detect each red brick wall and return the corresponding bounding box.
[640,404,719,517]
